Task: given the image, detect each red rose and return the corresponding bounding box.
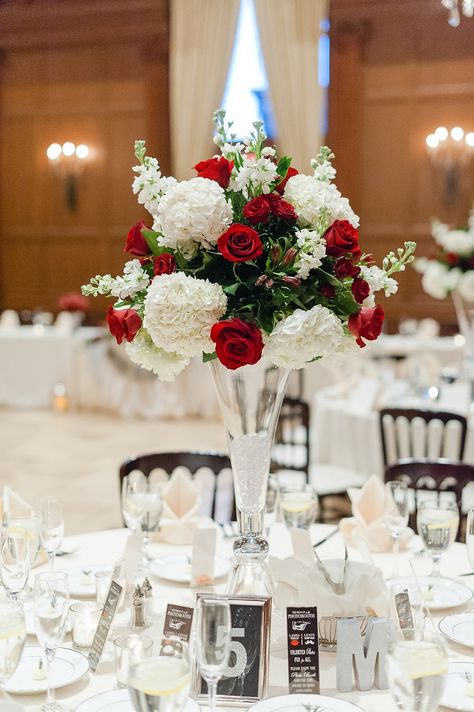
[211,318,263,370]
[334,258,361,279]
[106,306,142,345]
[194,156,234,189]
[320,284,335,298]
[218,224,263,262]
[124,220,150,256]
[243,197,271,225]
[348,305,384,348]
[324,220,360,258]
[153,253,176,276]
[269,196,297,221]
[351,277,370,304]
[274,166,298,195]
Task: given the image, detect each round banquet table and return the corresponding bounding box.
[12,524,474,712]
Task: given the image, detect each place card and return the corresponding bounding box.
[163,603,194,641]
[191,526,216,586]
[88,580,123,672]
[286,606,320,694]
[289,528,316,568]
[395,589,414,637]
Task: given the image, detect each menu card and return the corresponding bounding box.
[286,606,320,694]
[88,580,123,672]
[163,603,194,641]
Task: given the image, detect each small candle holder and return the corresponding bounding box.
[70,601,103,651]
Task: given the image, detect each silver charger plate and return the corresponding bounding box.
[386,576,473,611]
[439,612,474,649]
[5,645,89,694]
[76,689,200,712]
[441,662,474,711]
[248,693,364,712]
[150,554,230,584]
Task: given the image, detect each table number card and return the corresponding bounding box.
[286,607,320,694]
[163,603,194,641]
[88,580,123,672]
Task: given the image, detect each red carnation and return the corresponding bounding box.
[351,278,370,304]
[153,253,176,276]
[324,220,360,258]
[348,306,384,348]
[106,306,142,345]
[334,258,361,279]
[211,318,263,370]
[194,156,234,189]
[218,224,263,262]
[243,197,271,225]
[124,220,150,256]
[274,166,298,195]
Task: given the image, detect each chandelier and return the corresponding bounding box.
[441,0,474,26]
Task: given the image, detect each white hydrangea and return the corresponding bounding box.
[132,156,177,219]
[265,305,344,369]
[156,178,233,258]
[143,272,227,358]
[438,229,474,256]
[295,229,327,280]
[457,272,474,302]
[361,265,398,297]
[421,261,461,300]
[126,330,189,382]
[109,260,150,300]
[230,156,279,199]
[284,174,359,231]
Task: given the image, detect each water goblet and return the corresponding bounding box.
[140,481,163,568]
[417,499,459,577]
[0,527,32,601]
[39,497,64,571]
[114,634,153,688]
[33,571,69,712]
[384,481,409,577]
[0,598,26,695]
[466,507,474,571]
[195,597,231,712]
[128,637,190,712]
[122,472,146,532]
[3,511,40,601]
[280,483,319,530]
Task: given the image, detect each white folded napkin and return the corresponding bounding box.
[152,470,213,545]
[191,526,217,586]
[339,475,413,553]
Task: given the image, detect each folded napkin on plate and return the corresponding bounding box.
[151,470,213,545]
[1,486,47,567]
[339,474,413,553]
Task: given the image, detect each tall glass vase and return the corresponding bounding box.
[452,293,474,381]
[210,359,289,595]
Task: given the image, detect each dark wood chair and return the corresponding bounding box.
[385,458,474,541]
[271,396,310,481]
[119,451,235,524]
[379,408,468,468]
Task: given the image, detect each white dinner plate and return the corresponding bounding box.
[248,693,364,712]
[441,662,474,711]
[386,576,473,611]
[76,689,200,712]
[439,613,474,649]
[64,565,110,597]
[150,554,230,584]
[5,646,89,694]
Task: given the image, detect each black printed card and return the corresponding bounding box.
[286,606,320,694]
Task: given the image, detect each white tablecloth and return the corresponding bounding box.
[12,525,474,711]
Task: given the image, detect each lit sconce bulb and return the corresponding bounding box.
[62,141,76,157]
[46,143,62,160]
[75,144,90,160]
[426,134,439,149]
[451,126,464,142]
[435,126,448,141]
[465,132,474,148]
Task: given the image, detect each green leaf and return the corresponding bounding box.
[141,229,163,256]
[202,352,217,363]
[275,156,292,179]
[223,283,240,295]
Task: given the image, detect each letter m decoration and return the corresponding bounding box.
[335,618,389,692]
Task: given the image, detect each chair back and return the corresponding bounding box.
[119,451,234,523]
[379,408,467,467]
[271,396,310,481]
[384,458,474,541]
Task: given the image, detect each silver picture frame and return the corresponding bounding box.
[192,594,272,707]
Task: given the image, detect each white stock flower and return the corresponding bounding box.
[143,272,227,357]
[457,272,474,302]
[312,160,337,183]
[126,330,189,382]
[265,305,344,369]
[361,265,398,297]
[132,156,177,219]
[421,261,461,300]
[284,174,359,230]
[295,229,327,280]
[156,178,233,258]
[437,229,474,257]
[110,260,150,300]
[230,156,279,198]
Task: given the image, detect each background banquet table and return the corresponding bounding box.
[13,524,474,711]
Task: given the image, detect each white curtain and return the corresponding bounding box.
[170,0,241,180]
[254,0,327,172]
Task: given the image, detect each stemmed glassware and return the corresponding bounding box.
[39,497,64,571]
[0,526,32,601]
[140,480,163,568]
[195,597,232,712]
[128,637,190,712]
[417,499,459,577]
[0,599,26,697]
[3,511,40,601]
[384,481,409,577]
[466,507,474,572]
[122,472,146,533]
[33,571,69,712]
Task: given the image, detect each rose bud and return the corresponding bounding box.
[265,278,274,288]
[282,248,298,266]
[282,276,301,287]
[270,244,281,265]
[255,274,268,286]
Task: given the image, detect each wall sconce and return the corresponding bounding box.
[46,142,91,211]
[425,126,474,205]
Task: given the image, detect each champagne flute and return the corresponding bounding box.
[417,500,459,577]
[122,472,146,532]
[128,637,190,712]
[39,497,64,571]
[140,481,163,568]
[3,511,40,601]
[384,481,409,578]
[33,571,69,712]
[0,599,26,696]
[0,527,32,601]
[466,507,474,572]
[195,597,231,712]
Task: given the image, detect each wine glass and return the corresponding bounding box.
[384,481,409,578]
[3,511,40,601]
[0,598,26,695]
[466,507,474,572]
[280,483,319,529]
[0,527,32,600]
[33,571,69,712]
[128,637,190,712]
[387,628,447,712]
[195,597,231,712]
[417,499,459,577]
[39,497,64,570]
[122,472,146,532]
[140,481,163,568]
